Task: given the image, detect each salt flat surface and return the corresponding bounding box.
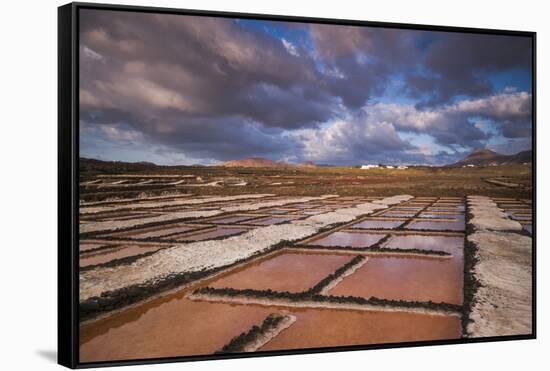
[80,194,274,215]
[467,231,532,337]
[466,196,532,337]
[468,196,522,231]
[80,195,336,234]
[79,195,412,301]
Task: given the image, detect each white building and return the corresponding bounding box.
[397,165,408,170]
[386,165,395,169]
[361,164,379,170]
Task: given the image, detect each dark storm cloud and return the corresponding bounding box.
[405,32,532,106]
[231,84,334,128]
[309,24,420,109]
[79,12,418,132]
[80,10,326,128]
[450,91,532,139]
[360,91,531,151]
[136,115,300,161]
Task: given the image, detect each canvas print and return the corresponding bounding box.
[77,8,533,363]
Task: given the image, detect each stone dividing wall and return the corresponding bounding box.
[216,313,296,353]
[465,196,532,337]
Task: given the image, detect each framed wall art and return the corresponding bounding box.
[58,2,536,368]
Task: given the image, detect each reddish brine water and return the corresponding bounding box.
[244,216,300,226]
[383,235,463,254]
[380,211,418,218]
[328,255,463,305]
[406,220,465,231]
[351,220,405,229]
[207,252,353,293]
[265,209,294,214]
[418,213,464,220]
[260,307,461,351]
[208,215,261,224]
[390,207,424,212]
[79,241,110,253]
[310,231,386,248]
[432,203,464,207]
[80,244,165,267]
[113,224,198,239]
[427,207,464,213]
[79,290,275,362]
[171,227,249,242]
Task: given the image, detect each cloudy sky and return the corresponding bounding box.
[79,9,533,166]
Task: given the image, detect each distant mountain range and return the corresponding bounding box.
[220,151,533,168]
[81,149,532,172]
[221,157,317,168]
[449,149,532,167]
[80,157,317,172]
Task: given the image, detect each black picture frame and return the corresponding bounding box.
[58,2,536,368]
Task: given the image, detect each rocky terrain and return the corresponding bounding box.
[450,149,532,167]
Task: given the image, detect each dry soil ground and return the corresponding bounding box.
[79,164,532,201]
